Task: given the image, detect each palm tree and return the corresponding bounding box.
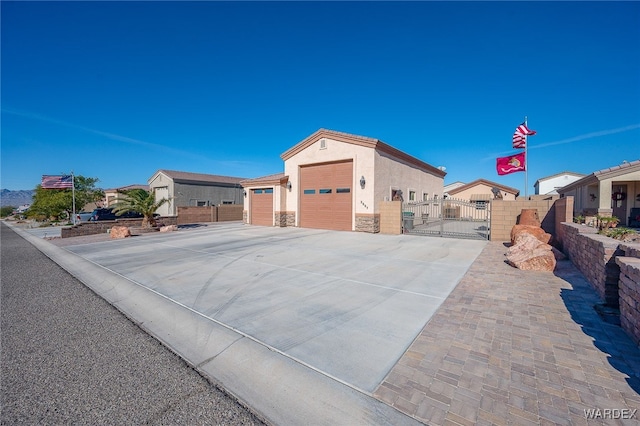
[111,189,169,228]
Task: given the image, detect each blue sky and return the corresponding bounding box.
[2,1,639,195]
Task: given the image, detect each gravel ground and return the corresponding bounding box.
[1,223,266,425]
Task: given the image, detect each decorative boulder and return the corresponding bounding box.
[110,226,131,239]
[511,224,552,245]
[506,233,556,271]
[160,225,178,233]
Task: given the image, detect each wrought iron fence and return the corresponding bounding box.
[402,198,490,240]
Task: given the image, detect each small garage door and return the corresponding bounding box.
[300,161,353,231]
[251,188,273,226]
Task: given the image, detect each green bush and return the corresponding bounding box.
[601,227,637,240]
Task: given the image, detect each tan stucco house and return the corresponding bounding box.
[446,179,520,203]
[240,129,445,232]
[148,170,246,217]
[558,159,640,226]
[103,184,149,207]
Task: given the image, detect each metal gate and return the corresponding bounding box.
[402,198,490,240]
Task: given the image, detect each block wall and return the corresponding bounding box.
[490,198,560,242]
[61,216,178,238]
[379,201,402,235]
[618,256,640,346]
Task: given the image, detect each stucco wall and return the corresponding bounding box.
[373,150,443,206]
[149,173,174,217]
[283,136,375,228]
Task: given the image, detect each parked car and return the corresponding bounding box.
[88,207,144,221]
[75,211,94,222]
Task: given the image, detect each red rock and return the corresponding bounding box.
[110,226,131,239]
[159,225,178,233]
[506,232,556,272]
[511,225,552,245]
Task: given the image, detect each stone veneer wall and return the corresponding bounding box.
[355,214,380,233]
[560,222,625,306]
[617,253,640,346]
[274,211,295,227]
[61,216,178,238]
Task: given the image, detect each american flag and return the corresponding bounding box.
[512,123,536,149]
[41,175,73,189]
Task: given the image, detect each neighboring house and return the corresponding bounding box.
[558,159,640,226]
[148,170,246,217]
[534,172,585,195]
[446,179,520,204]
[240,128,445,232]
[103,184,149,207]
[443,181,466,197]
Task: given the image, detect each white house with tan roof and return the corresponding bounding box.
[240,129,445,232]
[148,169,246,217]
[534,171,585,195]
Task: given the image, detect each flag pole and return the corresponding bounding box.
[72,171,76,225]
[524,116,528,199]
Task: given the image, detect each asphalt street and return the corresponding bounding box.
[0,222,265,425]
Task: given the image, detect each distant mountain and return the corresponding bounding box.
[0,189,35,207]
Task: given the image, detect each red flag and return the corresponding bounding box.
[41,175,73,189]
[512,123,536,149]
[496,153,526,175]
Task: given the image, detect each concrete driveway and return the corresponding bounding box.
[18,222,486,424]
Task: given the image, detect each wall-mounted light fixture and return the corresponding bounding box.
[243,190,247,198]
[589,193,596,201]
[286,181,292,190]
[360,176,366,189]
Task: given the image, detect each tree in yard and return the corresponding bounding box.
[0,206,16,218]
[111,188,169,228]
[27,175,104,221]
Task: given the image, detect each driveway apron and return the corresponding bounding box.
[61,224,486,394]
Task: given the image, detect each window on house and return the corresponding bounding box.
[303,189,316,194]
[196,201,207,207]
[222,200,233,205]
[336,188,350,193]
[409,191,416,201]
[319,189,332,194]
[474,201,487,210]
[423,193,429,201]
